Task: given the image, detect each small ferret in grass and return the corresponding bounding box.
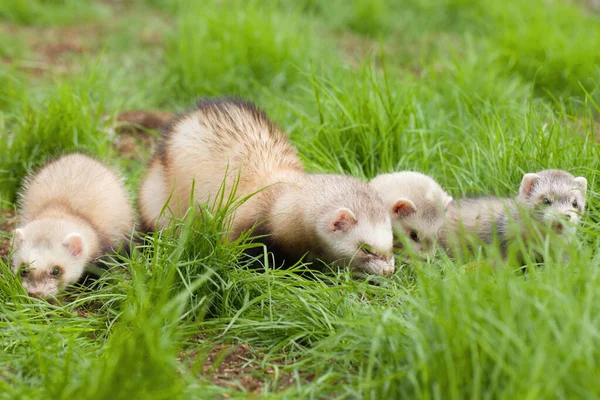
[369,171,452,259]
[439,169,587,261]
[11,153,134,298]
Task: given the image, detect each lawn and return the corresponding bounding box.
[1,0,600,398]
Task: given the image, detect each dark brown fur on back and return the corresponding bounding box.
[157,97,302,174]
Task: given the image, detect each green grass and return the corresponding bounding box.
[164,0,333,103]
[0,69,111,202]
[0,0,108,26]
[1,0,600,398]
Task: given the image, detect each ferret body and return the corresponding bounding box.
[369,171,452,259]
[11,154,134,297]
[440,170,587,259]
[139,98,395,275]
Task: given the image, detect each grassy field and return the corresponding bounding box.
[1,0,600,398]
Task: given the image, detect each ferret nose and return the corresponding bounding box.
[422,238,433,251]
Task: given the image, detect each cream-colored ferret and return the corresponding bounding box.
[370,171,452,259]
[12,154,134,297]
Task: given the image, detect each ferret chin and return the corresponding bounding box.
[369,171,452,260]
[440,169,587,261]
[139,98,395,275]
[11,153,134,298]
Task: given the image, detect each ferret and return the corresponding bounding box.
[440,169,587,260]
[11,153,134,298]
[139,98,395,275]
[369,171,453,259]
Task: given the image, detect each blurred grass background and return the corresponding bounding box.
[1,0,600,398]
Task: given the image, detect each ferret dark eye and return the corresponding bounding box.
[410,231,419,242]
[51,266,62,277]
[361,245,375,256]
[19,267,29,276]
[573,200,578,208]
[542,198,552,206]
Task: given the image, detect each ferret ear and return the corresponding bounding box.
[330,208,357,232]
[519,173,540,198]
[12,229,24,247]
[392,198,417,218]
[443,196,453,210]
[62,233,86,258]
[574,177,588,193]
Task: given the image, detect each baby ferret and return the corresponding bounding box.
[440,170,587,260]
[370,171,452,259]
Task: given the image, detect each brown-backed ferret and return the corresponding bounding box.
[139,98,395,275]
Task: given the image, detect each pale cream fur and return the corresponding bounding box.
[139,98,395,275]
[138,157,171,230]
[12,153,134,297]
[369,171,452,258]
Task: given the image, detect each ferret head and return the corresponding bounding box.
[311,176,395,276]
[516,169,587,235]
[316,207,395,275]
[369,172,452,259]
[11,219,89,298]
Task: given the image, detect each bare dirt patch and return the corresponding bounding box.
[340,32,381,69]
[0,23,100,76]
[0,210,16,259]
[180,343,309,394]
[33,37,86,65]
[202,344,266,393]
[572,0,600,12]
[117,110,173,132]
[113,110,173,159]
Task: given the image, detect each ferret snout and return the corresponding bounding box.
[370,258,395,275]
[381,261,395,275]
[27,290,57,300]
[551,213,576,233]
[420,237,435,253]
[24,282,58,299]
[552,221,564,234]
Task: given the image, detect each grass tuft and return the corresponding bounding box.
[164,0,330,102]
[0,0,108,26]
[0,72,109,202]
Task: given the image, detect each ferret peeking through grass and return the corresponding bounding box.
[439,169,587,262]
[369,171,452,260]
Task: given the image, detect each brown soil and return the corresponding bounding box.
[116,110,173,133]
[0,210,16,259]
[0,23,100,76]
[33,39,86,65]
[180,343,309,394]
[340,32,381,69]
[573,0,600,12]
[113,110,173,159]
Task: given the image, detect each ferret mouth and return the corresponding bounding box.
[552,222,564,234]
